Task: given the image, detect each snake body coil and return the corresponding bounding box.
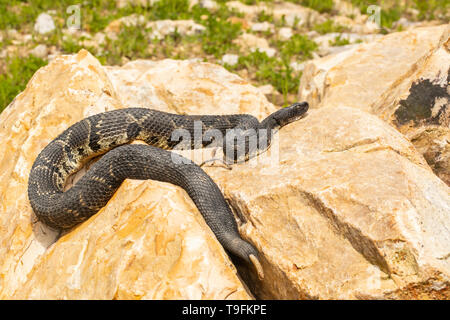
[28,102,308,278]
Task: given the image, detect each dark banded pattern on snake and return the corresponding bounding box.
[28,102,309,278]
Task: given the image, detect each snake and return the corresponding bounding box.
[28,102,309,279]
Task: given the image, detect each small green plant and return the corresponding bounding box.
[102,24,150,65]
[329,35,351,46]
[380,6,402,29]
[0,55,48,112]
[296,0,334,13]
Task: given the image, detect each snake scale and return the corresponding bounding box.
[28,102,309,279]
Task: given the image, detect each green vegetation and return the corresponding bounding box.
[0,55,47,112]
[102,24,150,65]
[413,0,450,20]
[313,19,346,34]
[329,35,350,46]
[0,0,448,112]
[199,14,243,57]
[294,0,334,13]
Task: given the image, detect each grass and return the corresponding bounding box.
[0,55,48,112]
[350,0,449,28]
[229,34,317,105]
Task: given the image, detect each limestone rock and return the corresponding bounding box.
[146,20,206,40]
[313,32,383,48]
[298,25,450,185]
[190,0,218,10]
[290,61,306,73]
[204,106,450,299]
[226,1,325,27]
[1,49,449,300]
[0,50,253,299]
[250,22,275,33]
[116,0,157,8]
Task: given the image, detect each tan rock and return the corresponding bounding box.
[298,25,450,185]
[0,50,253,299]
[333,14,382,34]
[189,0,218,10]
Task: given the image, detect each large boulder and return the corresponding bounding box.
[226,1,326,27]
[298,25,450,186]
[0,50,254,299]
[0,49,449,299]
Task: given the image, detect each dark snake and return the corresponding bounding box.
[27,102,309,279]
